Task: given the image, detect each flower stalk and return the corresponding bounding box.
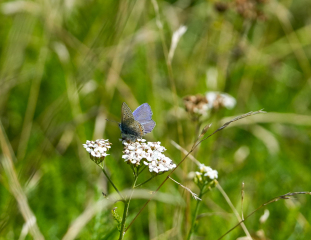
[118,175,138,240]
[187,187,205,240]
[99,164,124,201]
[187,163,219,239]
[135,176,155,188]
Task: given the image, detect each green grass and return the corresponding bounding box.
[1,0,311,239]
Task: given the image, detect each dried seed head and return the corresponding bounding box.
[214,2,228,13]
[234,0,267,20]
[183,94,209,121]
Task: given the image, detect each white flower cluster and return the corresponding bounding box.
[122,139,176,174]
[183,92,236,120]
[206,91,236,110]
[193,103,209,116]
[195,163,218,181]
[83,139,112,163]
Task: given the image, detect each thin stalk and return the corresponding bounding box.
[194,121,201,142]
[187,187,205,240]
[118,175,138,240]
[151,0,184,147]
[135,176,155,188]
[138,165,147,175]
[119,201,130,240]
[216,183,251,238]
[99,164,124,201]
[192,121,202,158]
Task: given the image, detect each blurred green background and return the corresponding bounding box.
[1,0,311,239]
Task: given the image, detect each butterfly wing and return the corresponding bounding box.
[133,103,156,134]
[121,102,134,125]
[121,102,144,137]
[140,120,156,134]
[133,103,153,121]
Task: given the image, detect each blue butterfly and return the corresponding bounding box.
[119,102,156,140]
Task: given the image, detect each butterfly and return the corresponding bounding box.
[119,102,156,140]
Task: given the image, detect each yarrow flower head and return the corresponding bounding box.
[183,94,209,121]
[205,91,236,110]
[194,163,218,188]
[83,139,112,164]
[183,92,236,120]
[121,138,176,174]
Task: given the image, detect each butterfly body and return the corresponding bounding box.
[119,102,156,140]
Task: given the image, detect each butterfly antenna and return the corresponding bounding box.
[106,119,119,124]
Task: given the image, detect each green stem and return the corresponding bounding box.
[134,176,155,188]
[118,175,138,240]
[195,121,201,141]
[187,188,205,240]
[99,164,124,201]
[138,165,147,175]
